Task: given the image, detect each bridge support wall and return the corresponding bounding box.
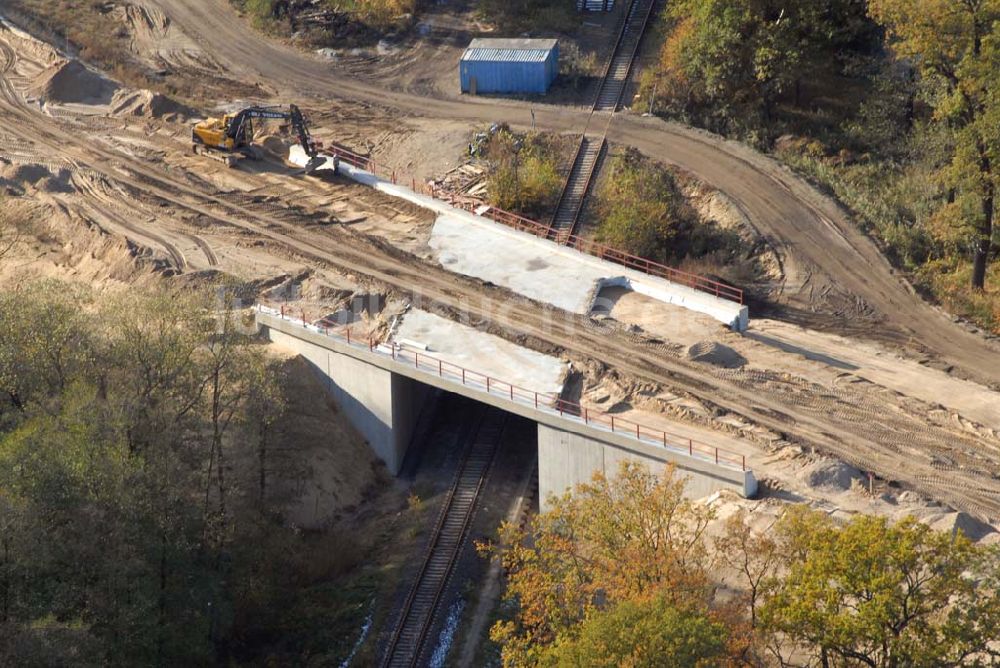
[538,424,754,511]
[266,326,429,474]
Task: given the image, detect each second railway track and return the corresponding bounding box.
[550,0,658,237]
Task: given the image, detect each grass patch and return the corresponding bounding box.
[482,127,567,221]
[594,148,761,286]
[476,0,580,34]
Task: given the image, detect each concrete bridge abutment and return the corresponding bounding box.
[265,325,430,474]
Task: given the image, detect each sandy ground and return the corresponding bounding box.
[267,349,387,528]
[4,8,1000,542]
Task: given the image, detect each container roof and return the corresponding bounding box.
[461,38,558,63]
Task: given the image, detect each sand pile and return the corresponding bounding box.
[0,161,74,194]
[108,88,193,121]
[802,460,865,491]
[687,340,747,368]
[28,59,119,105]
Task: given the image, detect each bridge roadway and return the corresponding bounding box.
[256,308,757,503]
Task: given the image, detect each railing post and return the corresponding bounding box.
[534,393,538,409]
[346,328,351,344]
[611,416,615,432]
[689,439,693,456]
[636,424,640,439]
[462,368,466,384]
[438,360,443,376]
[662,432,667,447]
[510,386,514,400]
[584,408,588,424]
[742,455,746,471]
[486,377,490,393]
[715,449,719,465]
[414,352,419,369]
[391,343,396,360]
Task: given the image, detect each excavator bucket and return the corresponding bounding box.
[304,156,328,174]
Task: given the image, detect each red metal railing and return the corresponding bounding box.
[319,143,745,305]
[260,303,748,472]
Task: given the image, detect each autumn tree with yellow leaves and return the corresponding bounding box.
[485,463,1000,667]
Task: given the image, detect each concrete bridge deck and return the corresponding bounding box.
[256,307,757,502]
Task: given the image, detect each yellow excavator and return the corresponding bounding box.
[191,103,331,173]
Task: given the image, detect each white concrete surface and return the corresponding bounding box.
[392,309,567,396]
[429,214,608,312]
[266,325,430,474]
[290,147,749,330]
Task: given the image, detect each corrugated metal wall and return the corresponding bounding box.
[460,47,558,94]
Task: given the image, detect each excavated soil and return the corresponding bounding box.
[28,58,118,104]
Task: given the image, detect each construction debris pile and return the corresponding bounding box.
[273,0,373,40]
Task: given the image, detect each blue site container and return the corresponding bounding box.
[460,38,559,95]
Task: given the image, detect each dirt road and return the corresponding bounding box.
[143,0,1000,387]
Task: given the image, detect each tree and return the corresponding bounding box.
[537,594,729,668]
[870,0,1000,290]
[243,353,285,510]
[0,282,95,418]
[483,462,717,667]
[714,509,780,629]
[648,0,878,136]
[595,148,692,263]
[760,508,1000,667]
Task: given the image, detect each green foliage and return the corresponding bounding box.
[538,595,729,668]
[485,462,726,667]
[487,468,1000,667]
[594,148,694,264]
[0,281,372,665]
[761,509,1000,667]
[641,0,879,140]
[485,129,564,219]
[871,0,1000,290]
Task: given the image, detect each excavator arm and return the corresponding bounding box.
[226,104,317,158]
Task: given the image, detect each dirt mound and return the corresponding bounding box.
[28,59,119,105]
[925,511,997,543]
[686,340,747,368]
[803,461,865,491]
[0,161,74,194]
[109,88,193,121]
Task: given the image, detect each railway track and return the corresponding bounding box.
[593,0,656,113]
[549,0,656,237]
[381,408,507,668]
